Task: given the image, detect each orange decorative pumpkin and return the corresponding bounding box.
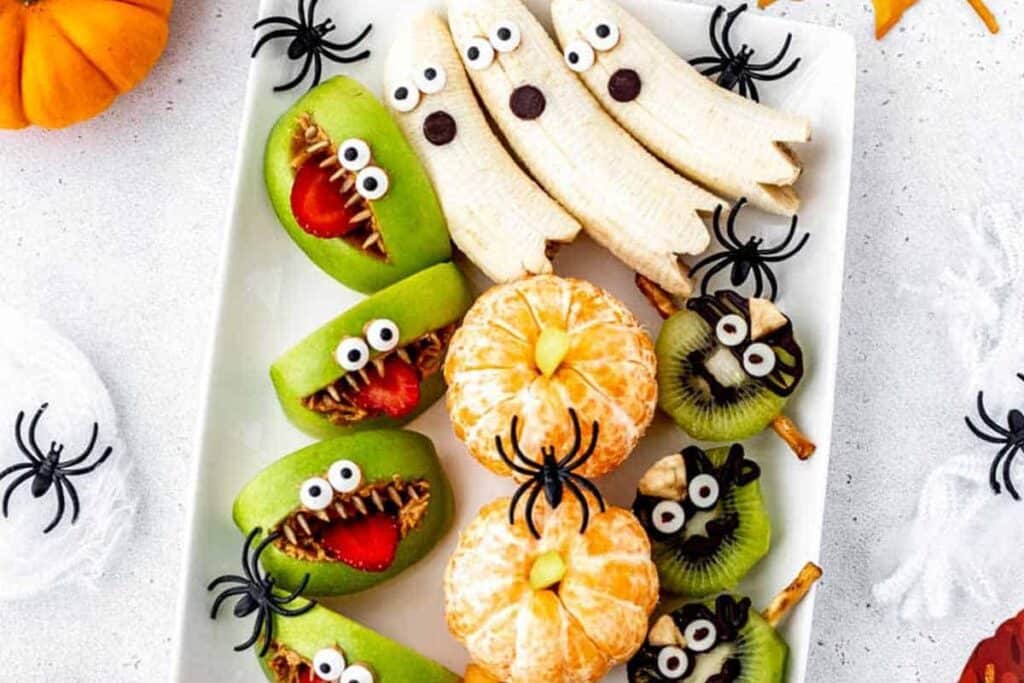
[0,0,173,129]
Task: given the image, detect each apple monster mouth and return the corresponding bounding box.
[290,113,389,260]
[275,474,431,572]
[303,323,456,426]
[266,643,377,683]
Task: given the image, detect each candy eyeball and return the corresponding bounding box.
[415,63,447,95]
[688,474,720,509]
[338,138,371,172]
[335,337,370,372]
[356,167,390,201]
[389,80,420,112]
[464,37,495,70]
[327,459,362,494]
[743,342,777,378]
[564,40,595,73]
[586,21,620,51]
[715,314,748,347]
[684,619,718,653]
[656,645,690,679]
[312,648,346,681]
[651,500,686,535]
[340,664,375,683]
[300,477,334,511]
[489,21,521,52]
[365,318,400,352]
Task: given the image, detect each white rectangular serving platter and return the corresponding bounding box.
[171,1,855,680]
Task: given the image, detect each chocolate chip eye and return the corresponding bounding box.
[340,664,375,683]
[656,645,690,679]
[328,459,363,494]
[337,138,371,172]
[563,40,595,73]
[300,477,334,511]
[415,62,447,95]
[356,166,389,201]
[586,20,620,51]
[684,619,718,653]
[688,473,720,509]
[365,318,400,352]
[715,314,748,347]
[335,337,369,372]
[388,79,421,113]
[312,648,346,681]
[651,500,686,535]
[489,21,521,52]
[742,342,777,378]
[464,37,495,70]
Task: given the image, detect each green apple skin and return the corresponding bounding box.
[233,430,455,596]
[256,601,460,683]
[265,76,452,293]
[270,263,474,440]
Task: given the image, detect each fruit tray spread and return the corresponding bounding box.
[172,0,855,681]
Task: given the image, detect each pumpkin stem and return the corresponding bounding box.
[534,327,570,378]
[529,551,567,590]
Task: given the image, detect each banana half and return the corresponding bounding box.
[550,0,811,216]
[447,0,722,297]
[386,12,581,284]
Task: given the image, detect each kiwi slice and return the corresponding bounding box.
[627,595,787,683]
[633,444,770,596]
[655,291,804,442]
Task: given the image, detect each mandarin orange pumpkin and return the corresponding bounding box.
[444,275,658,479]
[445,496,659,683]
[0,0,173,130]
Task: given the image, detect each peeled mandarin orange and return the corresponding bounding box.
[444,275,657,478]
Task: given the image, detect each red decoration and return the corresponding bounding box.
[960,610,1024,683]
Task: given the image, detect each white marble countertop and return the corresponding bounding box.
[1,1,1021,680]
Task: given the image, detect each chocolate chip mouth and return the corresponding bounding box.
[303,324,457,425]
[291,113,387,260]
[608,68,642,102]
[274,475,431,562]
[509,84,546,120]
[423,110,457,146]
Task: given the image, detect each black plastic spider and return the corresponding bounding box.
[0,403,113,534]
[689,198,809,301]
[208,527,316,657]
[689,4,800,102]
[252,0,372,93]
[495,409,606,539]
[965,373,1024,501]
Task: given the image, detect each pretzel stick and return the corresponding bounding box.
[771,414,817,460]
[761,562,823,628]
[967,0,999,33]
[635,274,680,320]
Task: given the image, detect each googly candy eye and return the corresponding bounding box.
[489,21,521,52]
[337,138,371,172]
[688,474,720,509]
[300,477,334,511]
[464,37,495,70]
[684,619,718,652]
[715,314,748,347]
[415,63,447,94]
[365,318,400,352]
[389,80,420,113]
[335,337,370,372]
[356,167,389,201]
[587,21,620,51]
[327,459,362,494]
[656,646,690,679]
[340,664,375,683]
[743,342,777,378]
[312,648,346,681]
[563,40,595,73]
[651,500,686,535]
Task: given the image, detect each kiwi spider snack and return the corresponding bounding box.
[632,445,770,597]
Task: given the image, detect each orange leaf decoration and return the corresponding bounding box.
[874,0,998,38]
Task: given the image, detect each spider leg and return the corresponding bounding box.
[207,575,249,591]
[697,253,736,296]
[975,393,1011,436]
[43,478,66,534]
[689,251,731,279]
[274,573,311,604]
[250,531,281,580]
[15,411,41,463]
[747,33,792,70]
[253,16,301,30]
[321,23,373,51]
[563,477,592,535]
[564,420,600,472]
[236,608,266,652]
[27,404,48,461]
[1002,445,1021,500]
[750,262,765,299]
[2,470,35,517]
[557,409,584,467]
[725,199,748,248]
[209,586,249,619]
[713,203,743,251]
[761,232,811,262]
[989,443,1011,495]
[57,475,81,524]
[259,606,275,658]
[305,0,317,27]
[965,416,1006,443]
[496,430,540,476]
[522,484,544,539]
[274,51,313,91]
[270,599,317,617]
[508,481,533,526]
[240,528,261,582]
[320,48,373,65]
[707,6,728,60]
[58,422,98,468]
[0,462,34,482]
[510,416,543,469]
[746,78,760,103]
[748,58,801,81]
[311,52,323,89]
[567,473,607,514]
[721,4,748,60]
[761,262,780,302]
[701,64,726,78]
[61,446,113,476]
[251,28,300,58]
[737,77,749,99]
[689,56,723,68]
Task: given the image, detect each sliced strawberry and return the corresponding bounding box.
[319,512,400,572]
[290,160,357,238]
[351,356,421,419]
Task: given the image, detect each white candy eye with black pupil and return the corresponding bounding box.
[489,21,521,52]
[415,63,447,94]
[328,459,362,494]
[338,138,371,172]
[356,166,389,201]
[684,619,718,653]
[651,500,686,535]
[335,337,369,372]
[300,477,334,511]
[587,21,620,51]
[464,37,495,70]
[715,314,748,347]
[564,40,595,72]
[389,80,420,113]
[688,474,720,509]
[365,318,400,352]
[743,342,777,378]
[656,646,690,679]
[340,664,375,683]
[312,648,346,681]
